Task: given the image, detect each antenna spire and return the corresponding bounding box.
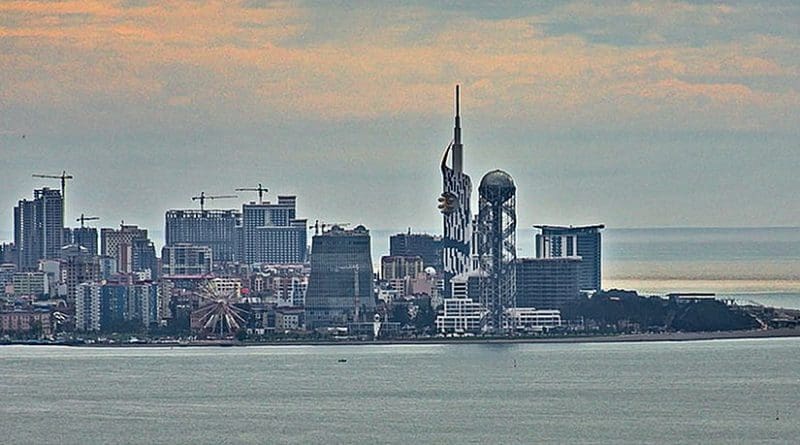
[454,85,461,145]
[456,85,460,118]
[452,84,463,172]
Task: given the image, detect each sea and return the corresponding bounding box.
[1,340,798,444]
[373,227,800,309]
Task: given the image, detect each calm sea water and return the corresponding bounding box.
[1,340,798,444]
[374,227,800,309]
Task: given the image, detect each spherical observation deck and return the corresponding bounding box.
[478,169,516,203]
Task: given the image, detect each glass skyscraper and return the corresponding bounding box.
[305,225,374,328]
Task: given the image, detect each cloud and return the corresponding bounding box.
[0,0,798,134]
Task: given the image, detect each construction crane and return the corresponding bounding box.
[309,220,349,235]
[76,214,100,228]
[235,183,268,204]
[32,170,73,222]
[192,192,238,211]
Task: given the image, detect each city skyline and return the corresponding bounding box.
[2,1,799,239]
[2,3,799,443]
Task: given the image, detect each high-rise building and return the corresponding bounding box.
[240,196,307,265]
[161,243,212,277]
[389,232,442,271]
[476,170,517,334]
[100,225,156,277]
[101,224,148,258]
[130,238,158,279]
[515,258,581,309]
[61,244,101,305]
[0,243,18,265]
[535,224,604,292]
[380,256,424,281]
[439,85,472,297]
[305,225,374,328]
[67,227,98,256]
[14,188,64,270]
[165,209,240,263]
[76,280,158,332]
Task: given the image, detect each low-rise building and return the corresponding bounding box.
[275,307,305,331]
[435,297,487,334]
[0,263,17,292]
[0,309,52,336]
[210,277,242,298]
[504,308,562,333]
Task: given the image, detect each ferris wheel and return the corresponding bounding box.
[193,284,249,337]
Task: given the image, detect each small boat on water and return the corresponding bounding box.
[337,359,347,363]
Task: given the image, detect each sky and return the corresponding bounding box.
[1,0,799,244]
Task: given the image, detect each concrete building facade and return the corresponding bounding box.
[14,188,63,271]
[165,209,240,263]
[240,196,307,264]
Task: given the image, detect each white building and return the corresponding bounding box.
[210,277,242,298]
[75,283,101,331]
[504,308,562,333]
[435,297,487,334]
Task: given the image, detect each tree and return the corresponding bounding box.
[414,303,437,333]
[390,303,411,326]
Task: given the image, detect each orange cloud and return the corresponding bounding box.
[0,0,797,130]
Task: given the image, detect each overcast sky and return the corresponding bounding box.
[1,0,799,242]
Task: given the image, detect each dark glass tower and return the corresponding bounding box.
[305,225,374,328]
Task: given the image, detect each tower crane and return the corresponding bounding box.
[76,214,100,228]
[309,220,349,235]
[235,183,268,204]
[32,170,73,222]
[191,192,238,211]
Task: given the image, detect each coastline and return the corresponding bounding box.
[5,328,800,348]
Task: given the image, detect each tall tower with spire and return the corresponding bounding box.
[439,85,473,297]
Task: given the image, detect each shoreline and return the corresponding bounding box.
[5,328,800,348]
